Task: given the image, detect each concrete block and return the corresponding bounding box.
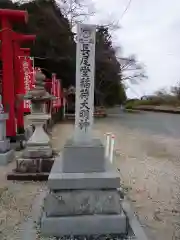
[0,113,8,120]
[44,189,122,217]
[41,212,127,236]
[62,138,105,173]
[0,139,10,153]
[48,156,120,190]
[0,149,14,166]
[122,200,149,240]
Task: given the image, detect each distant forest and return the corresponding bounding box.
[0,0,131,106]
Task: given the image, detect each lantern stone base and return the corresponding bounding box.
[22,145,53,159]
[15,157,54,174]
[7,172,50,181]
[0,149,14,166]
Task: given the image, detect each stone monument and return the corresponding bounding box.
[41,23,127,237]
[15,71,54,174]
[0,95,14,165]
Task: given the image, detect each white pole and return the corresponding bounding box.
[63,98,66,120]
[105,132,111,159]
[30,57,35,112]
[109,134,115,163]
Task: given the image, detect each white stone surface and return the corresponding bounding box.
[41,212,127,236]
[74,23,96,144]
[26,113,51,146]
[48,156,120,190]
[0,113,8,141]
[0,149,14,166]
[27,124,50,146]
[44,190,122,217]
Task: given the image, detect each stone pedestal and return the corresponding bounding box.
[0,113,14,166]
[16,113,53,173]
[41,139,127,237]
[62,139,105,173]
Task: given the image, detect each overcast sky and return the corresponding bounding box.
[89,0,180,98]
[12,0,180,98]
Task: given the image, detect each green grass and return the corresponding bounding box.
[125,96,180,109]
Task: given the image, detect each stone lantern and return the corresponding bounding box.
[16,71,55,173]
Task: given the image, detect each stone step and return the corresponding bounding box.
[44,189,122,217]
[41,212,127,237]
[48,155,120,190]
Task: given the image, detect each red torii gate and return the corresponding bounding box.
[0,9,28,141]
[13,34,36,134]
[21,48,31,57]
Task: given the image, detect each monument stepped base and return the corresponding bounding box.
[22,145,53,159]
[41,212,127,237]
[41,186,127,236]
[14,190,148,240]
[48,155,120,190]
[44,189,122,217]
[41,139,127,237]
[0,149,14,166]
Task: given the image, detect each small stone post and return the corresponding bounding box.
[0,95,14,165]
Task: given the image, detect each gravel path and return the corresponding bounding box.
[0,123,70,240]
[51,120,180,240]
[95,119,180,240]
[0,119,180,239]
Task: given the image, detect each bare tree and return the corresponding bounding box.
[171,82,180,100]
[57,0,95,28]
[98,13,121,32]
[58,0,121,33]
[118,55,148,84]
[154,88,168,97]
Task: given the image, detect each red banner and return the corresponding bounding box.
[56,79,61,107]
[51,74,57,108]
[19,56,33,113]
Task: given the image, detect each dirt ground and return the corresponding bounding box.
[0,119,180,240]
